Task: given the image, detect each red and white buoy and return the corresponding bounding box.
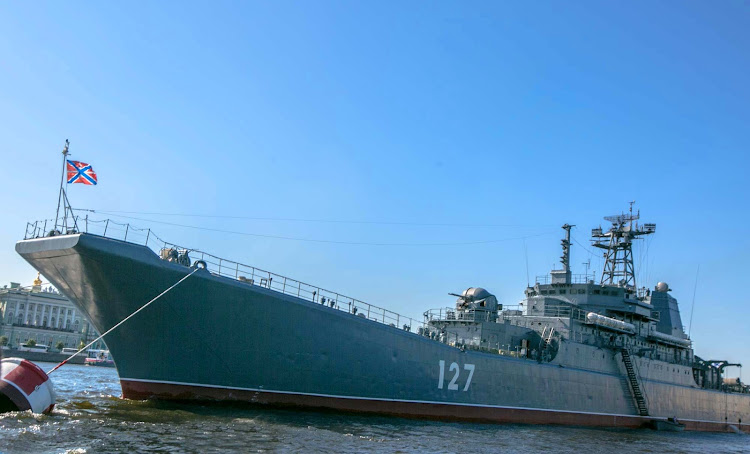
[0,358,56,414]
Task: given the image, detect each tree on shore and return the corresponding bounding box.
[55,341,65,351]
[26,339,37,347]
[0,336,7,346]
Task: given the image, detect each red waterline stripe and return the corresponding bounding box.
[120,379,750,433]
[121,379,648,429]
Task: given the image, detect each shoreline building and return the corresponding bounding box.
[0,274,102,350]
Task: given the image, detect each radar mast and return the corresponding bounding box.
[591,202,655,289]
[550,224,574,284]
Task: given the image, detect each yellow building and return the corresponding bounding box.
[0,274,101,350]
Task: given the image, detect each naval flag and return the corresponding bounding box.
[66,160,98,185]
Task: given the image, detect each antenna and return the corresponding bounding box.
[560,224,574,272]
[524,239,530,287]
[549,225,574,284]
[688,265,700,337]
[592,203,655,289]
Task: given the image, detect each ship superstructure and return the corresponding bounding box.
[15,208,750,432]
[422,208,744,422]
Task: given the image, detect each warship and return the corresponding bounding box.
[15,207,750,432]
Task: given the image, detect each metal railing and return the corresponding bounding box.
[24,217,425,335]
[535,273,594,285]
[497,303,586,322]
[423,307,498,323]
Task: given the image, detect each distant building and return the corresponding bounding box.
[0,274,103,350]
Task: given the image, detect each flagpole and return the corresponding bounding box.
[54,140,69,233]
[62,188,79,231]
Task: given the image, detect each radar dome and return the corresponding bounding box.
[655,282,669,292]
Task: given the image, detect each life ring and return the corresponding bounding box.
[194,260,207,270]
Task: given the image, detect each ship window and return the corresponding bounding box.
[548,290,556,294]
[559,290,567,294]
[602,291,609,295]
[541,291,548,295]
[593,290,601,295]
[578,289,585,294]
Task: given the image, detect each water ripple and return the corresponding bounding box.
[0,362,746,453]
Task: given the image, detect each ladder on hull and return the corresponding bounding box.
[538,326,555,362]
[621,348,649,416]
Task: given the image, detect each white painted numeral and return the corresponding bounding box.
[463,364,475,391]
[437,361,475,391]
[448,362,460,390]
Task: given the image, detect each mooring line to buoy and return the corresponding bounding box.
[46,268,200,375]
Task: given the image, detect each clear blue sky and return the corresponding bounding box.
[1,2,748,373]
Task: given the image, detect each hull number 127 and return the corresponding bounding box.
[437,360,475,391]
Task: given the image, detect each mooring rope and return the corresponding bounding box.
[46,268,199,375]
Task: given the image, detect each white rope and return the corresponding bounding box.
[47,267,199,375]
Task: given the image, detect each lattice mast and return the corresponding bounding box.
[591,202,655,289]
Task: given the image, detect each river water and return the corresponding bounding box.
[0,362,747,453]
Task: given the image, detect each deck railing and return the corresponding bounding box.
[423,307,498,323]
[24,217,425,335]
[534,273,594,285]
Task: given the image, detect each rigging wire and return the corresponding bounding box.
[571,234,602,282]
[571,235,597,258]
[81,212,555,247]
[46,268,199,375]
[523,239,530,287]
[80,208,553,229]
[688,265,700,338]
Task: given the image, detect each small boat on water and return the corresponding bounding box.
[84,350,115,367]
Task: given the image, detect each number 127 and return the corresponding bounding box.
[438,360,475,391]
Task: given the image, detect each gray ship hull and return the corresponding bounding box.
[15,234,750,432]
